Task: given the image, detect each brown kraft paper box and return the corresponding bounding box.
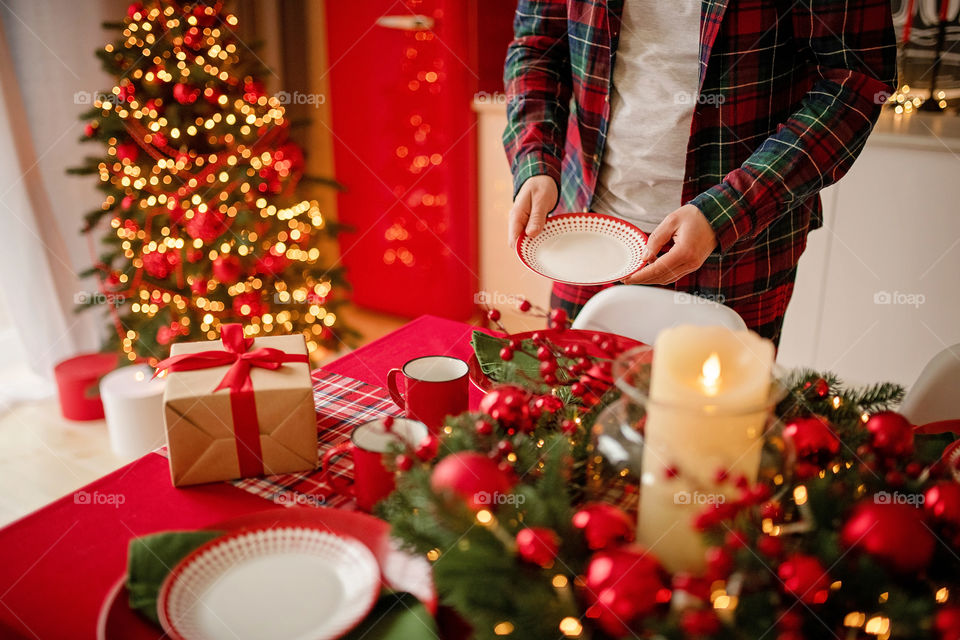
[162,333,317,486]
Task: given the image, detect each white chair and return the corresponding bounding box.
[899,344,960,426]
[570,285,747,344]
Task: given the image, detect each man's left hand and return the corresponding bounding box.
[623,204,717,285]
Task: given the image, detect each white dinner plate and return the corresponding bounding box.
[158,526,380,640]
[516,212,648,285]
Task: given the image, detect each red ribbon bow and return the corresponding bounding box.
[155,324,309,478]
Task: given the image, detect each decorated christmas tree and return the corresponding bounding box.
[71,0,352,364]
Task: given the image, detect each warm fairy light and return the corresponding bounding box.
[700,353,721,395]
[844,612,866,627]
[559,617,582,636]
[552,575,569,588]
[476,509,493,525]
[937,587,950,603]
[864,616,890,635]
[493,622,514,636]
[793,485,808,505]
[832,396,842,409]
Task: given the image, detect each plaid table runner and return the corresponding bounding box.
[229,370,402,509]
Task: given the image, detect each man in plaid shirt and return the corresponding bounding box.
[503,0,897,345]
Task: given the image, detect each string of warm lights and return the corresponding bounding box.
[78,1,348,362]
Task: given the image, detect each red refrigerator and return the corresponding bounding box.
[325,0,513,320]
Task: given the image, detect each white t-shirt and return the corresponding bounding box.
[592,0,701,233]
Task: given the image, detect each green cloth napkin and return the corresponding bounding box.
[126,530,438,639]
[127,530,222,624]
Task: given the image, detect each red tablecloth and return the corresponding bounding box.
[0,315,481,640]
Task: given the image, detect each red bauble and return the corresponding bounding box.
[172,83,199,105]
[584,546,669,637]
[184,210,226,243]
[116,142,139,162]
[243,79,265,103]
[151,132,167,149]
[141,250,179,279]
[191,5,217,27]
[212,255,242,284]
[813,377,830,398]
[190,278,208,295]
[121,195,134,210]
[865,411,915,458]
[572,503,635,550]
[777,553,830,604]
[127,2,144,19]
[935,606,960,640]
[783,416,840,461]
[925,481,960,529]
[478,385,531,431]
[231,291,263,318]
[515,527,560,568]
[415,435,439,461]
[182,26,203,49]
[84,123,96,137]
[705,546,734,581]
[680,609,721,636]
[530,394,563,418]
[840,501,934,572]
[757,534,783,557]
[255,252,291,276]
[430,452,514,510]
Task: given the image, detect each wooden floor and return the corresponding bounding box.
[0,306,407,528]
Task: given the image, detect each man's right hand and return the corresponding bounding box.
[508,175,559,246]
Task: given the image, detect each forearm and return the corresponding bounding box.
[502,0,571,200]
[690,0,897,253]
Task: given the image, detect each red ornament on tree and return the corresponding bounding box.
[583,546,669,637]
[172,82,199,105]
[935,605,960,640]
[116,142,139,162]
[184,209,227,243]
[189,277,208,295]
[680,609,721,636]
[840,501,934,572]
[784,416,840,461]
[142,249,179,280]
[212,255,242,284]
[777,553,830,604]
[865,411,915,458]
[430,452,514,510]
[515,527,560,568]
[572,503,635,550]
[231,291,263,318]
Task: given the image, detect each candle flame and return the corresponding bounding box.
[700,352,721,395]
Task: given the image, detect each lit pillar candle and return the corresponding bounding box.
[638,325,775,573]
[100,364,167,459]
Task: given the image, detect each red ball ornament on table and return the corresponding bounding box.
[777,553,830,604]
[865,411,915,458]
[478,385,532,432]
[783,415,840,460]
[925,481,960,530]
[515,527,560,568]
[572,503,635,550]
[430,452,514,510]
[840,501,934,572]
[583,546,670,637]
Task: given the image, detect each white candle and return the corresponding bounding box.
[638,325,774,573]
[100,364,167,459]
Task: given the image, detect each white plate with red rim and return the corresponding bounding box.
[157,525,380,640]
[516,212,648,285]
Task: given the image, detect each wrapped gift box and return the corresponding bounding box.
[161,327,317,486]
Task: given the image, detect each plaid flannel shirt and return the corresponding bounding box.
[503,0,897,338]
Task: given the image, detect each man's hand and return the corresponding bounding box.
[624,204,717,285]
[508,175,558,246]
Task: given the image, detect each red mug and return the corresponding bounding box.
[320,417,427,512]
[387,356,470,431]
